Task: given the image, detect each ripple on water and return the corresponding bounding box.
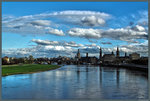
[2,65,148,99]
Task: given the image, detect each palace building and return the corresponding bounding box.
[75,47,140,65]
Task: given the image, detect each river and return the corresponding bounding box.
[2,65,148,99]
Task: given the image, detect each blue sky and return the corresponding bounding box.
[2,2,148,58]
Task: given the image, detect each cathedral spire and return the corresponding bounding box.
[77,49,80,59]
[116,46,119,58]
[86,53,88,58]
[99,47,102,60]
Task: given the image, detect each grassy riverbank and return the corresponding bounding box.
[2,64,61,76]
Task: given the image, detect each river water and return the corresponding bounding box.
[2,65,148,99]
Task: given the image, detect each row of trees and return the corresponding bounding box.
[2,55,34,65]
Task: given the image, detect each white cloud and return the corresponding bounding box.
[2,10,111,36]
[67,26,148,41]
[2,39,148,58]
[2,19,64,36]
[31,39,83,48]
[31,39,59,45]
[119,40,148,55]
[30,20,51,26]
[3,23,47,35]
[50,10,110,18]
[68,28,102,39]
[2,45,77,58]
[63,41,84,47]
[132,25,145,32]
[51,10,111,27]
[103,27,147,39]
[3,10,111,29]
[85,43,97,47]
[46,28,65,36]
[81,16,105,27]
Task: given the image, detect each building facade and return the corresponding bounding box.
[129,52,140,60]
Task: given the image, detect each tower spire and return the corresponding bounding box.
[116,46,119,58]
[77,49,80,59]
[99,47,102,60]
[86,53,88,58]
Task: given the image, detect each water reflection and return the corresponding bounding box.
[116,68,120,88]
[2,65,148,99]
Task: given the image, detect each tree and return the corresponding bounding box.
[28,55,34,64]
[24,57,28,64]
[18,58,25,64]
[2,58,7,65]
[13,58,19,64]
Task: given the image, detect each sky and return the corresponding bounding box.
[2,2,148,58]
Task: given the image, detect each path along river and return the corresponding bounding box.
[2,65,148,99]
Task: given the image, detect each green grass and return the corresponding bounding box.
[2,64,61,76]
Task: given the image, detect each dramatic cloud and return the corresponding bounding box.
[67,25,148,41]
[2,39,148,58]
[3,10,147,40]
[120,40,148,56]
[2,45,79,58]
[50,10,110,17]
[132,25,145,32]
[102,27,147,41]
[2,10,111,35]
[3,23,47,35]
[41,10,111,27]
[31,39,59,45]
[63,41,84,47]
[81,16,105,27]
[2,9,148,57]
[63,11,110,27]
[126,40,139,44]
[30,20,51,26]
[31,39,83,47]
[85,43,100,48]
[3,19,64,36]
[46,28,65,36]
[100,40,148,56]
[68,28,102,39]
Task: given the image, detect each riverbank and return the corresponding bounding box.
[102,63,148,73]
[2,65,148,99]
[2,64,61,76]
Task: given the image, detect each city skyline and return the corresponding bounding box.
[2,2,148,58]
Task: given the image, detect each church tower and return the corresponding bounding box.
[86,53,88,58]
[77,49,81,59]
[99,47,102,60]
[116,47,119,58]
